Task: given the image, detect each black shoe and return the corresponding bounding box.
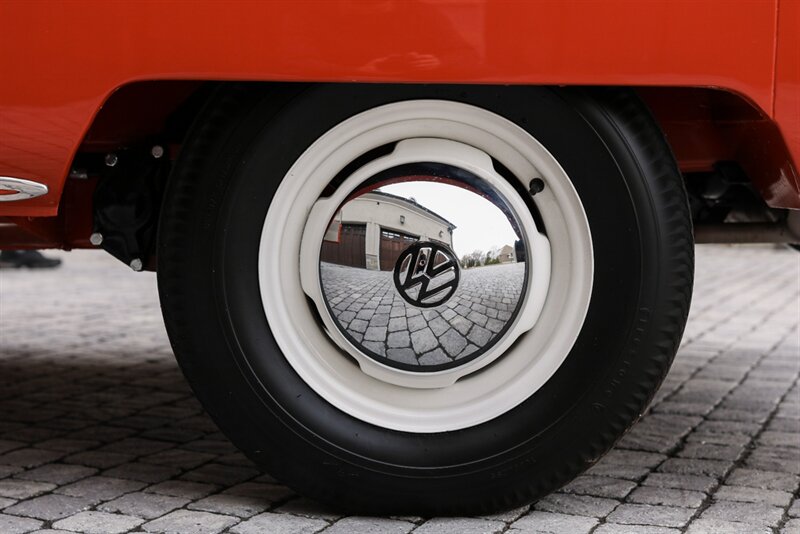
[0,250,62,269]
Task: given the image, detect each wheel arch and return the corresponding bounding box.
[4,82,796,251]
[74,81,800,210]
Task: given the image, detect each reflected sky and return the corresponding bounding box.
[379,181,517,258]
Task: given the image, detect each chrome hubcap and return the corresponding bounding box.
[315,151,532,373]
[302,137,548,386]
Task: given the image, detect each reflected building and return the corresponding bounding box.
[321,191,456,271]
[498,244,516,263]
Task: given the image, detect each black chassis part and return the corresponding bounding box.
[92,146,169,270]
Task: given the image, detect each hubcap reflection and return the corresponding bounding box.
[318,167,528,372]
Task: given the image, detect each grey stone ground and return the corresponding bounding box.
[0,244,797,534]
[320,262,525,366]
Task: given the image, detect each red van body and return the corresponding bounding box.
[0,0,798,236]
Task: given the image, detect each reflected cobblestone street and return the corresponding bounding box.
[320,262,525,366]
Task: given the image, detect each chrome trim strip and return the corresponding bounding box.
[0,176,49,201]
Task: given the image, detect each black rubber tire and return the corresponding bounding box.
[157,84,694,515]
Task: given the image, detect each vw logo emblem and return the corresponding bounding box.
[393,241,460,308]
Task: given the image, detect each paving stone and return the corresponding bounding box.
[361,341,386,356]
[782,519,800,534]
[363,326,387,342]
[188,493,269,518]
[348,319,368,333]
[4,494,94,521]
[101,438,173,457]
[143,509,238,533]
[615,434,676,454]
[429,317,450,337]
[181,463,257,486]
[628,486,705,508]
[230,512,327,534]
[449,315,472,335]
[758,430,800,448]
[385,349,418,366]
[0,465,23,479]
[67,426,136,444]
[677,442,745,461]
[16,464,97,485]
[708,408,770,423]
[440,328,467,356]
[700,500,784,528]
[466,311,488,328]
[64,451,133,469]
[466,325,491,346]
[387,317,407,333]
[641,472,718,493]
[321,516,414,533]
[337,311,356,324]
[725,468,800,492]
[414,517,505,534]
[714,484,793,506]
[222,482,295,502]
[458,343,479,358]
[273,497,343,522]
[410,328,437,353]
[686,518,772,533]
[52,511,143,534]
[407,315,427,332]
[478,505,529,523]
[145,480,218,500]
[34,439,99,454]
[485,318,504,333]
[0,449,64,468]
[606,504,694,528]
[534,493,619,517]
[746,447,800,474]
[103,462,181,483]
[686,432,751,446]
[0,514,42,534]
[368,314,389,328]
[141,448,215,470]
[387,331,410,349]
[594,525,680,534]
[440,308,457,321]
[508,511,597,533]
[0,441,25,455]
[658,458,732,478]
[585,463,650,481]
[790,499,800,517]
[56,476,146,503]
[561,476,636,499]
[0,480,56,500]
[693,420,762,437]
[419,348,450,365]
[173,438,234,456]
[99,492,190,519]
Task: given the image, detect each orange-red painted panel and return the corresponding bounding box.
[773,0,800,205]
[0,0,791,216]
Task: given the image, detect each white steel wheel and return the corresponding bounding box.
[158,84,693,515]
[259,100,593,432]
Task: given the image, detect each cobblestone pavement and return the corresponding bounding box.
[321,261,525,367]
[0,245,798,534]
